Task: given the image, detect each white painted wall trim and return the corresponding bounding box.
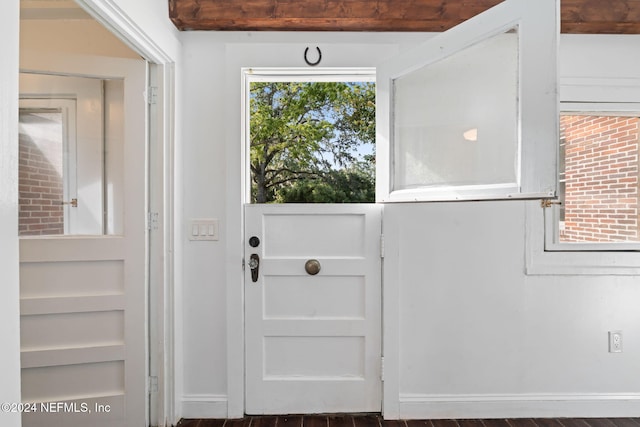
[525,198,640,276]
[181,395,228,419]
[0,1,22,426]
[399,393,640,419]
[525,73,640,275]
[382,206,401,419]
[76,0,177,64]
[160,62,179,427]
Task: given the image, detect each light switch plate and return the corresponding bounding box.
[188,219,219,241]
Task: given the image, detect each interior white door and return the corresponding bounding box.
[18,51,148,427]
[245,204,382,414]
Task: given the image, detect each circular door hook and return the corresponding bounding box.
[304,47,322,66]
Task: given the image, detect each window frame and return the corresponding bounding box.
[526,90,640,276]
[545,102,640,252]
[376,0,559,203]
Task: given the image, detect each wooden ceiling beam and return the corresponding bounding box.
[169,0,640,34]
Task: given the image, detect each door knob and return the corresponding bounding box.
[304,259,321,275]
[249,254,260,282]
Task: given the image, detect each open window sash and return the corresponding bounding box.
[376,0,559,202]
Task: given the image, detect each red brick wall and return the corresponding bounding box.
[560,115,640,242]
[18,113,64,236]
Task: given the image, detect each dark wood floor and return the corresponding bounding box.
[176,415,640,427]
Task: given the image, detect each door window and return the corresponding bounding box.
[393,28,519,192]
[18,101,75,235]
[245,70,376,204]
[19,73,125,235]
[376,0,559,202]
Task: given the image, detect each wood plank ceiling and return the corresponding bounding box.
[169,0,640,33]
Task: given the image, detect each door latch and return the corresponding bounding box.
[248,254,260,282]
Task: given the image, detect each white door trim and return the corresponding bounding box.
[68,1,178,424]
[75,0,175,65]
[230,64,382,418]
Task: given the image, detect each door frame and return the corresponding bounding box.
[70,1,178,424]
[224,40,403,419]
[237,65,384,416]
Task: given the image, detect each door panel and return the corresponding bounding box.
[263,275,365,319]
[263,213,366,257]
[245,204,382,414]
[376,0,559,202]
[19,52,147,427]
[376,0,559,418]
[20,238,129,426]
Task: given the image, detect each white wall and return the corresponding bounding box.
[179,35,228,416]
[390,35,640,418]
[387,200,640,418]
[179,31,640,419]
[179,32,426,417]
[0,0,23,426]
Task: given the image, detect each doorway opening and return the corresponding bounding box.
[18,2,174,426]
[242,68,382,415]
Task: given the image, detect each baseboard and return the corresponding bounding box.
[179,393,640,419]
[398,393,640,419]
[181,394,228,419]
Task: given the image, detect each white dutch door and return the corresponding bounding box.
[243,0,558,415]
[245,204,382,414]
[18,52,148,427]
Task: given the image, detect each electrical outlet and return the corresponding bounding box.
[609,331,623,353]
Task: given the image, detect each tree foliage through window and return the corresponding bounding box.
[249,81,375,203]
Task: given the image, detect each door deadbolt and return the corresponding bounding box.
[249,236,260,247]
[249,254,260,282]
